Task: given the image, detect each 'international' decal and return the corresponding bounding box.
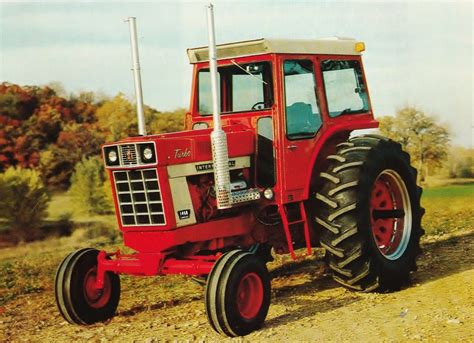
[195,160,236,172]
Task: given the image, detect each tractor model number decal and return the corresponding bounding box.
[177,209,191,220]
[195,160,236,172]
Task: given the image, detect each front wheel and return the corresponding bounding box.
[55,248,121,324]
[205,250,271,337]
[314,135,424,292]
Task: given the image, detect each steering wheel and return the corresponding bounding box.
[251,101,266,110]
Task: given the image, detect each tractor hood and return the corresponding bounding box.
[102,123,258,232]
[102,123,255,169]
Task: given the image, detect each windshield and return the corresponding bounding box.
[198,61,273,115]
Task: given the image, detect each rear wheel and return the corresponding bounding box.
[314,135,424,291]
[205,250,271,337]
[55,248,120,324]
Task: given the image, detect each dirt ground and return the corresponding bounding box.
[0,227,473,342]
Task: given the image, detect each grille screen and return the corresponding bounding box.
[113,169,165,226]
[120,144,138,166]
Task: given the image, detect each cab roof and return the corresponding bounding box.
[187,37,364,64]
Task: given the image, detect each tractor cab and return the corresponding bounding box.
[185,38,378,203]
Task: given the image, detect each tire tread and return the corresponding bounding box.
[314,135,424,292]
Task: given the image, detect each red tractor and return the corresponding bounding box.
[55,6,423,337]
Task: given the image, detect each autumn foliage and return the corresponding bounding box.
[0,83,102,186]
[0,82,185,189]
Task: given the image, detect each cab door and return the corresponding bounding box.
[278,57,323,202]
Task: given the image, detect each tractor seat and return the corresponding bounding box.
[286,102,320,135]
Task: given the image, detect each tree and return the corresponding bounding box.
[45,81,67,98]
[95,93,141,141]
[149,109,185,133]
[0,83,106,186]
[442,146,474,178]
[96,93,185,141]
[69,156,113,215]
[1,83,184,190]
[0,83,43,171]
[0,167,49,241]
[38,123,104,189]
[378,107,450,181]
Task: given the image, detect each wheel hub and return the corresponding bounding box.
[83,267,112,309]
[370,170,412,260]
[236,272,264,320]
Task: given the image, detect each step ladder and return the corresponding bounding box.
[278,201,312,260]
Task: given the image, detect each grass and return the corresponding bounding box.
[46,192,74,220]
[421,183,474,236]
[0,192,121,305]
[422,183,474,198]
[423,176,474,188]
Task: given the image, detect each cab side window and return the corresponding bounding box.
[321,60,370,117]
[284,60,322,139]
[198,71,220,114]
[256,117,276,187]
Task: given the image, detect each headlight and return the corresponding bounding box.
[108,150,118,163]
[138,143,156,164]
[143,147,153,160]
[263,188,274,200]
[103,146,120,167]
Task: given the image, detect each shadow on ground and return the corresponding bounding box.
[414,231,474,285]
[81,231,474,325]
[263,231,474,329]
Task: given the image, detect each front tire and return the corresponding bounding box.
[205,250,271,337]
[314,135,424,292]
[55,248,121,324]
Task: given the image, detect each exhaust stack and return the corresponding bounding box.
[206,4,231,209]
[125,17,147,136]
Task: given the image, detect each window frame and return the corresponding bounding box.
[196,61,274,116]
[282,58,323,141]
[320,58,371,118]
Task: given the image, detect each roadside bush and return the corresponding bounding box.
[0,167,50,241]
[69,156,113,215]
[441,146,474,178]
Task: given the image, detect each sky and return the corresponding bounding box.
[0,0,472,146]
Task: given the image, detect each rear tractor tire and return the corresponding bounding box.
[205,250,271,337]
[55,248,121,324]
[314,135,424,292]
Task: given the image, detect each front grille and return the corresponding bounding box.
[113,169,166,226]
[120,144,138,166]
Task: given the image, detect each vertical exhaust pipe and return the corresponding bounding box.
[125,17,147,136]
[206,3,231,209]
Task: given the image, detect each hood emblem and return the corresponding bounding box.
[174,148,191,159]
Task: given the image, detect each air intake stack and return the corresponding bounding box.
[125,17,147,136]
[206,3,232,209]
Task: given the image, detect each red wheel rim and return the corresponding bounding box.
[370,170,411,260]
[83,267,112,309]
[236,272,263,320]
